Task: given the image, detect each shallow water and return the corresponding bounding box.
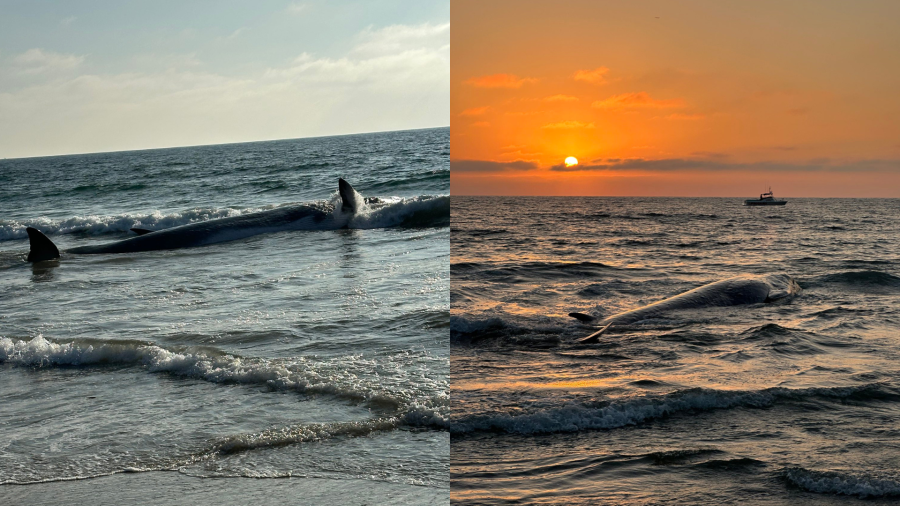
[0,128,449,500]
[451,196,900,504]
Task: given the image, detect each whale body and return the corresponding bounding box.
[26,178,362,262]
[572,274,801,343]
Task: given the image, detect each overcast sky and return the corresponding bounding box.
[0,0,449,158]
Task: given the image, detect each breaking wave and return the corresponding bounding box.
[350,195,449,229]
[0,335,448,418]
[0,207,263,241]
[212,418,404,455]
[449,383,894,435]
[783,467,900,498]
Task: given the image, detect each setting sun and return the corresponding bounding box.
[564,156,578,167]
[451,0,900,197]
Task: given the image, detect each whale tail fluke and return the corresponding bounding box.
[339,178,360,213]
[26,227,60,263]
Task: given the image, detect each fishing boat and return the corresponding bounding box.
[744,187,787,206]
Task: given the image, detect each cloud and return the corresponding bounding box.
[60,16,77,26]
[464,73,537,89]
[451,159,539,172]
[227,27,249,40]
[592,92,683,110]
[0,23,449,157]
[470,121,490,128]
[542,120,595,129]
[690,151,729,159]
[286,2,308,14]
[573,67,609,84]
[130,52,202,70]
[264,22,448,89]
[499,145,543,157]
[14,48,85,73]
[550,157,900,172]
[459,106,489,116]
[352,22,449,57]
[544,94,578,102]
[504,110,542,117]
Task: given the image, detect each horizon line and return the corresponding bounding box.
[0,125,450,162]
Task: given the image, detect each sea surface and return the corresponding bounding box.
[0,128,449,504]
[451,196,900,505]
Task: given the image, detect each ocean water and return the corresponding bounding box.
[0,128,449,504]
[451,196,900,505]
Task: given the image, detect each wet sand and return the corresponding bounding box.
[0,472,448,505]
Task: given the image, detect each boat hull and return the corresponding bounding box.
[744,200,787,206]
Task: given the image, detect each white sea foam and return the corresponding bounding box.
[0,335,448,415]
[349,195,449,229]
[0,207,262,241]
[213,417,403,454]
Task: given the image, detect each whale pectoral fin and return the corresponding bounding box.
[579,323,613,344]
[568,312,597,323]
[26,227,61,263]
[338,178,358,213]
[130,228,154,236]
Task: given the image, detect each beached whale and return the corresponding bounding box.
[571,274,801,343]
[26,178,363,262]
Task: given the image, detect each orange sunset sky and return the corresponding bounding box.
[451,0,900,196]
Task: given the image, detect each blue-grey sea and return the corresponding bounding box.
[0,128,449,505]
[452,196,900,505]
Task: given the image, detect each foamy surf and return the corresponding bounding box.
[0,335,448,414]
[349,195,449,229]
[0,208,264,241]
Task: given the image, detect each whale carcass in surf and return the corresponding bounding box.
[25,178,363,262]
[570,274,802,343]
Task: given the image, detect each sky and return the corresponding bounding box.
[451,0,900,197]
[0,0,449,158]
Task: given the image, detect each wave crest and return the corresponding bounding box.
[350,195,449,229]
[0,335,448,414]
[783,467,900,498]
[449,383,892,435]
[0,208,259,241]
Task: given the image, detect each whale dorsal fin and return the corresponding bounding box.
[338,178,358,213]
[130,228,154,236]
[26,227,60,262]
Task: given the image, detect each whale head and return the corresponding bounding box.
[762,273,802,302]
[339,178,361,214]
